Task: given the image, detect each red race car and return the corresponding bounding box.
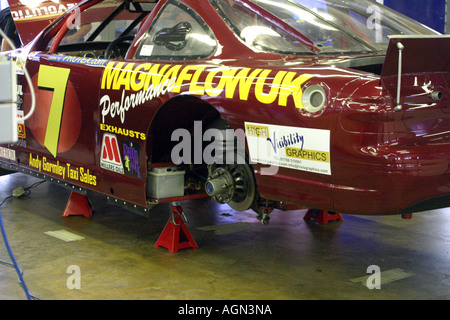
[1,0,449,223]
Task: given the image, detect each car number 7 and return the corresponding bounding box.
[37,64,71,158]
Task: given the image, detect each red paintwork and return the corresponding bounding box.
[1,0,449,217]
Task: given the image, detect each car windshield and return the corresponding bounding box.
[212,0,440,55]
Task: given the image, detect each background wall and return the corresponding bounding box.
[376,0,448,34]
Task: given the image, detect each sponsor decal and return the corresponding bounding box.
[17,123,26,138]
[245,122,331,175]
[13,56,25,75]
[245,124,269,139]
[100,133,124,174]
[100,123,146,141]
[0,147,16,161]
[27,65,81,158]
[17,110,26,138]
[11,103,26,148]
[28,51,42,62]
[99,62,313,124]
[122,140,141,178]
[28,153,97,186]
[11,3,77,21]
[47,55,108,67]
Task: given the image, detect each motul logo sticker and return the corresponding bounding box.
[101,133,124,174]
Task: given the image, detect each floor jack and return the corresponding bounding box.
[154,204,198,253]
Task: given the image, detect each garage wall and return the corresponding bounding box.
[376,0,449,34]
[448,0,450,33]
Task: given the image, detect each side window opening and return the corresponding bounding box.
[45,0,154,59]
[135,1,217,61]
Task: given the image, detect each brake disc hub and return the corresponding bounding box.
[206,164,255,211]
[205,167,235,204]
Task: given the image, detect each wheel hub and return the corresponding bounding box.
[206,164,255,211]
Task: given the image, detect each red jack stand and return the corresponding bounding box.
[154,205,198,253]
[402,213,413,219]
[62,191,94,218]
[304,209,343,225]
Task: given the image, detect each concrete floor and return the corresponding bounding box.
[0,172,449,300]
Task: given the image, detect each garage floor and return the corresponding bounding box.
[0,172,449,300]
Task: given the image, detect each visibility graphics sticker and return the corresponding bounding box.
[245,122,331,175]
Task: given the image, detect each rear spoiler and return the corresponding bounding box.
[8,0,79,46]
[381,35,450,110]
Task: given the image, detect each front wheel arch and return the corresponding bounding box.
[147,95,220,163]
[146,96,259,212]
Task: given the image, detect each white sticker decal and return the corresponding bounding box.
[245,122,331,175]
[0,146,16,161]
[100,133,124,174]
[140,45,154,56]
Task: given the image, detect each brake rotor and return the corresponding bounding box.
[205,163,256,212]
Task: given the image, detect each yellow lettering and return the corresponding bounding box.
[212,67,262,100]
[172,65,202,93]
[130,63,151,91]
[245,124,269,138]
[160,65,181,89]
[79,167,97,186]
[204,68,227,97]
[188,66,207,95]
[205,68,241,97]
[237,68,263,101]
[100,61,314,112]
[255,70,287,104]
[278,72,313,108]
[144,64,170,90]
[101,61,125,90]
[114,63,135,91]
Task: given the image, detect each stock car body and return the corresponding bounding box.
[0,0,449,221]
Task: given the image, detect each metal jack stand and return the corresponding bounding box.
[154,204,198,253]
[62,191,94,218]
[255,199,275,225]
[304,209,343,225]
